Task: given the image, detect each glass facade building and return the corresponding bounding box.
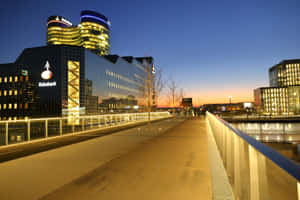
[0,45,153,120]
[47,10,110,56]
[255,59,300,115]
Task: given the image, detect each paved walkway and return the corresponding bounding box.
[41,118,212,200]
[0,118,214,200]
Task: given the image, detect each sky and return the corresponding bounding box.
[1,0,300,106]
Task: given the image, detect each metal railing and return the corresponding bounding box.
[0,112,171,147]
[206,112,300,200]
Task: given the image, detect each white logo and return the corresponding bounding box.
[41,60,53,80]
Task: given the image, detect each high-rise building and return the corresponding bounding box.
[47,10,110,55]
[0,45,153,120]
[255,59,300,115]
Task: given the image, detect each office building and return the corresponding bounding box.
[255,59,300,115]
[47,10,110,55]
[0,45,153,120]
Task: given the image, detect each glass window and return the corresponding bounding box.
[9,90,12,96]
[4,77,7,82]
[8,104,12,109]
[24,103,28,109]
[9,76,12,82]
[0,77,2,83]
[14,76,18,82]
[14,90,18,95]
[14,104,17,109]
[3,104,6,109]
[4,90,7,96]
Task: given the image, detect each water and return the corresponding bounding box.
[231,122,300,142]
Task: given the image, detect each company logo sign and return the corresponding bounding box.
[39,60,56,87]
[41,61,53,80]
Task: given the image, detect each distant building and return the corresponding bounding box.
[47,10,110,56]
[255,59,300,115]
[0,45,154,120]
[182,98,193,110]
[202,102,254,113]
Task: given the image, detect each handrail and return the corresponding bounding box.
[214,113,300,181]
[0,112,171,147]
[207,111,300,200]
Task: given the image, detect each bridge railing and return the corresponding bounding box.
[206,112,300,200]
[0,112,171,147]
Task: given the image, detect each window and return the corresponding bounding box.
[0,77,2,83]
[19,104,22,109]
[14,76,18,82]
[24,103,28,109]
[14,104,17,109]
[9,104,12,109]
[4,90,7,96]
[3,104,6,109]
[9,76,12,82]
[14,90,18,95]
[9,90,12,96]
[25,76,29,81]
[4,77,7,82]
[20,76,23,81]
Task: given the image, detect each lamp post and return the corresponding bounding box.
[228,96,232,104]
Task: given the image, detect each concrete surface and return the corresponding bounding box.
[40,118,212,200]
[0,118,213,200]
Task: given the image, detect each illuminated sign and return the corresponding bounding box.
[21,69,28,76]
[39,60,56,87]
[38,82,56,87]
[41,60,53,80]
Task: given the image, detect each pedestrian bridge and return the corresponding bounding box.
[0,113,299,200]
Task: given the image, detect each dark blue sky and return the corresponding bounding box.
[1,0,300,105]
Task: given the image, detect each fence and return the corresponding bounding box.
[0,112,171,147]
[206,112,300,200]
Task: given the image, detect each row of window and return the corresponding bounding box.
[0,90,20,96]
[0,76,28,83]
[107,80,139,93]
[0,103,28,110]
[106,69,141,86]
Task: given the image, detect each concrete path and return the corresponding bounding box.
[0,118,213,200]
[41,118,212,200]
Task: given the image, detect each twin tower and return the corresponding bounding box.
[47,10,110,56]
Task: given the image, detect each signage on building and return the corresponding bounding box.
[38,60,56,87]
[21,69,28,76]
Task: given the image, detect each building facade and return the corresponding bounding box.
[255,59,300,115]
[47,10,110,56]
[0,45,153,120]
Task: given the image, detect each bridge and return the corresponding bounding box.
[0,112,299,200]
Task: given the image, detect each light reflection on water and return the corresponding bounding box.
[231,122,300,142]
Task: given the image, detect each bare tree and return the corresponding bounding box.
[153,66,165,107]
[167,78,179,116]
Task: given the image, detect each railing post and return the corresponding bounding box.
[59,119,62,136]
[72,121,75,133]
[27,121,30,141]
[45,120,48,138]
[249,145,269,200]
[82,118,85,131]
[5,122,8,145]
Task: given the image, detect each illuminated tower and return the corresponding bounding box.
[47,10,110,55]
